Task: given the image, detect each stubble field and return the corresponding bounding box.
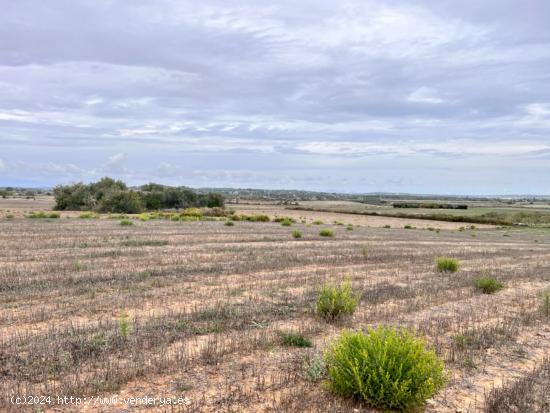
[1,205,549,412]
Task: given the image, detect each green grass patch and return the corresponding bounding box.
[315,280,359,321]
[292,230,302,239]
[473,277,505,294]
[436,257,459,273]
[27,211,60,219]
[119,219,133,226]
[281,332,313,348]
[319,228,334,237]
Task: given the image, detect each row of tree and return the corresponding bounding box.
[53,177,224,213]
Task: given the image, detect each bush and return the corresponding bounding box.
[473,277,504,294]
[292,230,302,239]
[312,220,323,225]
[384,224,391,228]
[319,228,334,237]
[280,218,293,226]
[281,332,312,348]
[224,220,234,226]
[346,224,353,231]
[79,212,99,219]
[543,291,550,318]
[315,280,359,321]
[119,219,133,226]
[404,224,414,229]
[324,326,446,411]
[27,211,60,219]
[436,257,459,272]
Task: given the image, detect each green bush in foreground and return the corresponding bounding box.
[224,220,234,226]
[119,219,133,226]
[292,230,302,239]
[473,277,504,294]
[319,228,334,237]
[315,280,359,321]
[436,257,459,273]
[324,326,446,411]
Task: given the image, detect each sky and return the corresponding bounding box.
[1,0,549,194]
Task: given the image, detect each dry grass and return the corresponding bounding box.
[0,205,549,412]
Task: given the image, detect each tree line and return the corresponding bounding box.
[53,177,224,213]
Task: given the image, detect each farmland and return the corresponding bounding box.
[1,201,549,412]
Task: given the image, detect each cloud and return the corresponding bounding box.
[0,0,549,193]
[407,87,445,104]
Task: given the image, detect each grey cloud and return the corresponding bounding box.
[1,0,549,193]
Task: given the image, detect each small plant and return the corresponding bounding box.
[324,326,446,411]
[119,219,133,226]
[319,228,334,237]
[436,257,459,273]
[224,220,234,226]
[383,224,391,228]
[312,220,323,225]
[302,352,326,382]
[292,230,302,239]
[27,211,60,219]
[73,260,83,271]
[458,226,465,232]
[346,224,353,231]
[473,277,504,294]
[315,280,360,321]
[5,213,14,219]
[281,332,312,348]
[404,224,414,229]
[118,314,131,339]
[79,212,98,219]
[543,291,550,317]
[280,218,292,226]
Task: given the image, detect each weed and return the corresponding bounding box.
[118,314,131,339]
[302,352,326,382]
[315,280,360,321]
[79,212,99,219]
[346,224,353,231]
[436,257,459,273]
[280,218,293,226]
[119,219,133,226]
[312,220,323,225]
[319,228,334,237]
[473,277,505,294]
[281,332,313,348]
[292,230,302,239]
[324,326,446,411]
[542,290,550,317]
[404,224,414,229]
[224,220,235,226]
[121,239,169,247]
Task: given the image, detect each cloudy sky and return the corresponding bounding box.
[1,0,549,194]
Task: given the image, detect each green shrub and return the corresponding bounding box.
[119,219,133,226]
[5,214,14,219]
[543,291,550,317]
[245,214,270,222]
[473,277,504,294]
[302,352,326,382]
[274,216,295,223]
[436,257,459,273]
[281,332,312,348]
[324,326,446,411]
[312,220,323,225]
[79,211,99,219]
[319,228,334,237]
[27,211,60,219]
[315,280,360,321]
[224,220,234,226]
[346,224,353,231]
[384,224,391,228]
[404,224,414,229]
[280,218,293,226]
[292,230,302,239]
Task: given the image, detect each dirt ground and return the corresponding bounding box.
[1,203,549,412]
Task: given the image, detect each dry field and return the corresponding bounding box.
[1,208,550,412]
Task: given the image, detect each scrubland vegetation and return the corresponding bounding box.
[0,203,549,412]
